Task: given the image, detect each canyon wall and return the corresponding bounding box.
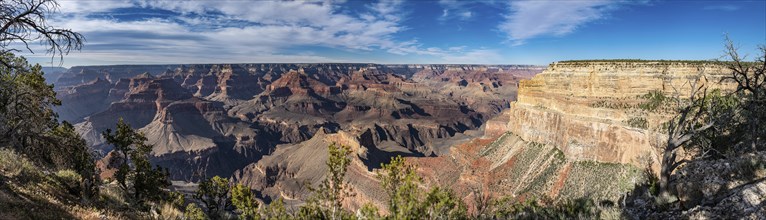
[504,62,735,166]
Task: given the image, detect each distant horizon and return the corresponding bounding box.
[17,0,766,68]
[39,58,733,69]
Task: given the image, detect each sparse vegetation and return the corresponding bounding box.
[0,148,38,178]
[479,132,511,156]
[639,90,668,111]
[184,203,208,220]
[559,59,722,64]
[493,197,603,219]
[559,161,644,202]
[590,100,632,109]
[626,117,649,129]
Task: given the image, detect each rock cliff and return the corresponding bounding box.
[506,62,734,167]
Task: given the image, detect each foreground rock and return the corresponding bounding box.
[624,152,766,219]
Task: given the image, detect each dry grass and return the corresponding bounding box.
[0,148,140,220]
[155,203,183,220]
[0,148,38,178]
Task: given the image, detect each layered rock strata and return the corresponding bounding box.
[507,62,735,166]
[53,63,542,181]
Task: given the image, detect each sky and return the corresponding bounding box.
[18,0,766,67]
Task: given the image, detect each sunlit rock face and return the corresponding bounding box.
[507,62,735,166]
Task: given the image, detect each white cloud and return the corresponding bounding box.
[459,11,473,19]
[57,0,134,13]
[498,0,622,46]
[439,49,505,64]
[37,0,436,65]
[438,0,477,21]
[21,0,513,66]
[703,5,740,11]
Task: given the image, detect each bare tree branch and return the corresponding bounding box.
[0,0,84,66]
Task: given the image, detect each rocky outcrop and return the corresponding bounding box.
[233,129,387,210]
[623,152,766,219]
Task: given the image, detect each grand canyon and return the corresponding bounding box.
[1,0,764,219]
[41,60,761,218]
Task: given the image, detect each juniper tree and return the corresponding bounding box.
[102,118,169,203]
[299,143,355,219]
[195,175,232,217]
[231,184,259,220]
[377,155,423,219]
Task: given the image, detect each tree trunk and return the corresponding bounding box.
[659,142,677,197]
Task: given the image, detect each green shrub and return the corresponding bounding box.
[639,90,667,111]
[299,143,356,219]
[378,155,422,219]
[166,191,185,210]
[494,197,601,219]
[262,197,290,220]
[55,169,82,195]
[231,184,259,220]
[626,117,649,129]
[357,203,380,219]
[184,203,208,220]
[421,187,467,219]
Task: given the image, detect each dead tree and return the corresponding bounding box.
[658,73,714,198]
[659,37,766,197]
[0,0,84,66]
[720,37,766,152]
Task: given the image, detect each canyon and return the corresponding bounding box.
[52,63,542,181]
[233,61,740,211]
[52,61,752,215]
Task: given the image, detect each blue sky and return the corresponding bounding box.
[20,0,766,67]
